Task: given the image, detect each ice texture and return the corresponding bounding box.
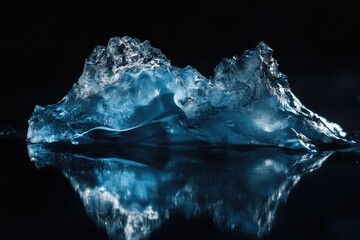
[27,36,350,150]
[28,143,332,239]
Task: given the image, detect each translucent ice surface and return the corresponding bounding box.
[28,143,332,239]
[27,36,351,150]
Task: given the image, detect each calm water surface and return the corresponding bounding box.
[1,135,360,240]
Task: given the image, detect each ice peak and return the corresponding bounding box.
[255,41,273,56]
[87,36,169,68]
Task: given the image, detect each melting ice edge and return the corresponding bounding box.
[28,36,354,151]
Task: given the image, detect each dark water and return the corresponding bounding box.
[1,135,360,240]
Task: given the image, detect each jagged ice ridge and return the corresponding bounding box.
[27,36,351,151]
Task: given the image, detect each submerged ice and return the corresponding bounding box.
[28,36,350,150]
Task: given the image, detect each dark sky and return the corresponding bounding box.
[2,0,360,129]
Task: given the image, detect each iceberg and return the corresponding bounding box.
[27,36,351,150]
[28,142,332,239]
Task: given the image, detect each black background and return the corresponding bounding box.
[2,0,360,131]
[2,1,360,240]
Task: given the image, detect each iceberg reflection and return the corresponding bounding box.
[28,143,331,240]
